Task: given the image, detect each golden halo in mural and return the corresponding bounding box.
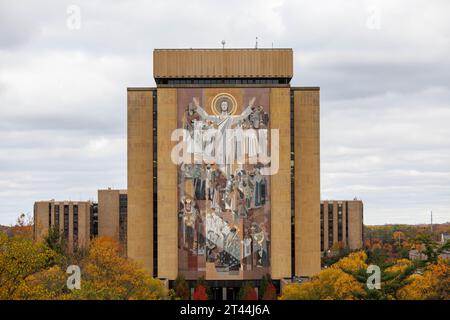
[211,93,237,116]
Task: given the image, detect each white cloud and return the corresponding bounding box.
[0,0,449,225]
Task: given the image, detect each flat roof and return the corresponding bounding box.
[153,48,293,79]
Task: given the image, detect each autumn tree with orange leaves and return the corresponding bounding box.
[280,252,367,300]
[397,259,449,300]
[70,236,167,300]
[0,232,56,299]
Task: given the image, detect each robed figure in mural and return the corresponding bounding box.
[192,96,256,177]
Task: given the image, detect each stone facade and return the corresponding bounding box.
[33,200,92,252]
[127,49,322,281]
[320,200,364,252]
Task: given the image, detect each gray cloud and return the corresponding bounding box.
[0,0,449,225]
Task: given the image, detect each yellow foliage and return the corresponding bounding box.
[397,259,449,300]
[332,251,368,273]
[71,236,167,300]
[280,268,365,300]
[0,233,56,299]
[280,251,369,300]
[12,265,69,300]
[385,259,413,274]
[392,231,404,241]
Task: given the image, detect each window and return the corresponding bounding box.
[63,205,69,241]
[73,205,78,249]
[320,204,324,252]
[345,202,349,245]
[119,194,128,250]
[90,203,98,239]
[54,205,60,230]
[48,203,52,228]
[152,89,158,278]
[155,77,292,86]
[338,204,343,242]
[328,203,334,248]
[290,91,295,275]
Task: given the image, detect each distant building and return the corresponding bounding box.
[33,200,96,252]
[98,189,128,252]
[441,233,450,245]
[320,200,364,252]
[409,249,428,261]
[33,190,127,252]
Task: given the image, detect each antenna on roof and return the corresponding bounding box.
[255,37,258,49]
[221,40,226,49]
[431,210,433,232]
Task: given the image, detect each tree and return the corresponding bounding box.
[333,251,368,273]
[414,234,439,263]
[193,284,208,300]
[280,268,366,300]
[193,277,211,300]
[44,226,66,257]
[9,213,33,239]
[262,283,277,300]
[0,233,56,299]
[238,282,257,300]
[174,274,190,300]
[322,247,351,268]
[411,235,450,265]
[330,241,345,253]
[71,236,167,300]
[12,265,69,300]
[367,246,390,267]
[397,259,449,300]
[259,274,277,300]
[259,274,269,299]
[281,251,368,300]
[392,231,404,247]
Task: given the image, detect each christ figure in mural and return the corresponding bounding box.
[192,96,256,177]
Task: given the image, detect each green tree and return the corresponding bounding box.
[259,274,270,299]
[238,282,257,300]
[347,258,418,300]
[174,274,190,300]
[44,226,66,257]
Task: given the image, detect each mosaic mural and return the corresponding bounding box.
[177,88,271,279]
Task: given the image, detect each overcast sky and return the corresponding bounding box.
[1,0,449,225]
